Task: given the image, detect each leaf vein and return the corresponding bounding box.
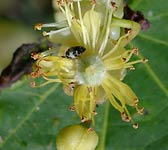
[0,84,59,148]
[139,54,168,97]
[139,34,168,46]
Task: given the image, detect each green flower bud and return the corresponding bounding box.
[56,124,98,150]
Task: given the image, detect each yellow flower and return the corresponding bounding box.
[32,0,147,128]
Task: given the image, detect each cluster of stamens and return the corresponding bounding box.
[120,97,144,128]
[31,0,148,129]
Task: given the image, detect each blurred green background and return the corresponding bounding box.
[0,0,53,73]
[0,0,168,150]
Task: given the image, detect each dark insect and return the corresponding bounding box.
[65,46,86,59]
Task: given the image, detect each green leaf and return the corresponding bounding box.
[0,0,168,150]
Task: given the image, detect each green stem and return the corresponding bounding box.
[97,101,110,150]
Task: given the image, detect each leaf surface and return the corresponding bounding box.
[0,0,168,150]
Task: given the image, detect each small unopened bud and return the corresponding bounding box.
[56,124,99,150]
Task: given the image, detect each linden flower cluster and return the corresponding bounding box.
[32,0,147,128]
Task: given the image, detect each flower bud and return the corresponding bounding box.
[56,124,98,150]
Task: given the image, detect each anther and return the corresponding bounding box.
[43,31,48,36]
[34,23,43,30]
[125,116,131,122]
[132,123,138,129]
[127,29,132,34]
[122,57,127,62]
[31,67,42,78]
[31,72,37,78]
[137,107,144,115]
[81,116,87,122]
[129,66,135,70]
[93,110,98,115]
[87,87,92,93]
[91,0,96,5]
[142,58,148,63]
[111,1,118,10]
[121,112,126,118]
[56,0,62,6]
[132,48,139,55]
[31,72,35,77]
[30,81,35,88]
[69,105,76,111]
[134,98,139,106]
[87,128,93,132]
[122,116,131,122]
[69,82,76,89]
[31,53,39,60]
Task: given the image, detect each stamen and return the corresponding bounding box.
[34,23,43,30]
[30,81,36,88]
[56,0,62,6]
[102,83,124,113]
[124,107,132,122]
[34,22,68,30]
[124,116,131,122]
[69,82,76,89]
[91,0,96,5]
[69,105,76,111]
[136,107,144,115]
[127,29,132,35]
[40,49,57,57]
[103,48,145,71]
[99,8,113,55]
[121,112,126,118]
[42,76,61,82]
[143,58,148,63]
[91,0,96,10]
[134,98,139,106]
[93,110,98,115]
[102,32,130,59]
[97,0,109,52]
[70,0,74,11]
[126,59,146,66]
[64,2,73,26]
[122,57,127,62]
[132,48,139,55]
[87,87,93,93]
[122,49,136,63]
[81,116,87,122]
[132,123,138,129]
[111,1,118,10]
[77,0,89,45]
[121,112,131,122]
[42,27,70,36]
[89,87,96,126]
[129,66,135,70]
[32,79,61,88]
[103,50,132,62]
[31,67,42,78]
[31,52,39,60]
[87,128,93,132]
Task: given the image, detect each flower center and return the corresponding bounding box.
[75,55,106,86]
